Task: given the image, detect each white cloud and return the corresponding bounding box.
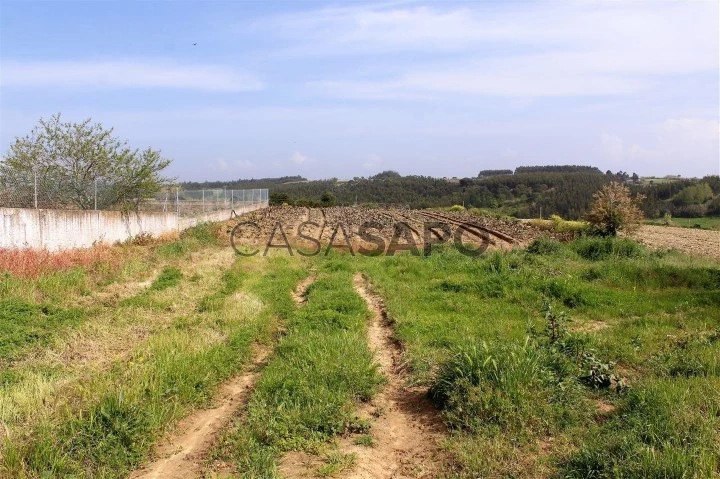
[601,118,720,176]
[235,159,255,169]
[0,59,263,91]
[290,151,308,164]
[601,133,625,163]
[265,2,719,98]
[212,158,230,171]
[362,153,383,171]
[662,118,720,143]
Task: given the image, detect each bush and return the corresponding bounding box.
[586,182,645,236]
[430,340,557,433]
[670,204,707,218]
[571,237,644,261]
[527,237,563,255]
[429,337,587,435]
[448,204,466,212]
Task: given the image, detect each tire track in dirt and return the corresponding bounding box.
[291,271,317,305]
[130,345,270,479]
[343,273,445,479]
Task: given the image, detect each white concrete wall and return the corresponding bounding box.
[0,203,266,251]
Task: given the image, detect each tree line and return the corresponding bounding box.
[182,168,720,220]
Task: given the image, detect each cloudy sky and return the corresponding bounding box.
[1,0,718,181]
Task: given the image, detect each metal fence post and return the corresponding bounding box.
[176,188,179,216]
[33,170,38,209]
[202,189,205,213]
[94,178,98,211]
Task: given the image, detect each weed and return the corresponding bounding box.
[0,299,84,362]
[316,451,357,477]
[527,237,563,255]
[148,266,182,291]
[572,237,645,261]
[353,434,375,447]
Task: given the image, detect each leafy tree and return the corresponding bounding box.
[478,169,513,177]
[585,182,645,236]
[0,114,171,210]
[320,191,336,206]
[371,170,401,180]
[707,195,720,215]
[269,192,290,205]
[673,183,713,206]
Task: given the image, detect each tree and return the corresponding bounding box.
[585,182,645,236]
[0,114,171,210]
[269,192,290,205]
[320,191,336,206]
[672,183,713,206]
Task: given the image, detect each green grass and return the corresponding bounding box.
[212,255,382,477]
[348,239,720,477]
[1,254,278,478]
[316,451,357,477]
[156,222,223,258]
[2,226,718,479]
[147,266,182,291]
[0,300,84,366]
[646,215,720,230]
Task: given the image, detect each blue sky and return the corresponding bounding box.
[1,0,718,181]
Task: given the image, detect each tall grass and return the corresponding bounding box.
[0,245,121,278]
[352,237,720,477]
[0,255,274,478]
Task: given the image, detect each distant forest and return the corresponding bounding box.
[181,166,720,220]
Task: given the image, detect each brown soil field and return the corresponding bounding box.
[228,206,562,254]
[631,225,720,260]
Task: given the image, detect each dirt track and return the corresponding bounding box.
[631,225,720,260]
[131,346,269,479]
[343,273,444,478]
[280,274,444,479]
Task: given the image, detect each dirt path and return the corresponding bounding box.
[279,274,444,479]
[130,346,270,479]
[291,271,317,305]
[342,273,444,479]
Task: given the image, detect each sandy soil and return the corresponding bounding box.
[130,346,270,479]
[631,225,720,260]
[291,271,317,305]
[281,274,445,478]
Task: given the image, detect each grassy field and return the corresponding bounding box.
[1,223,718,478]
[645,216,720,231]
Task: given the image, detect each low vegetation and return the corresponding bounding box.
[1,217,718,479]
[212,256,382,477]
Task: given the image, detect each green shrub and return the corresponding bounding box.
[572,237,644,261]
[429,339,581,434]
[550,215,589,235]
[527,237,563,255]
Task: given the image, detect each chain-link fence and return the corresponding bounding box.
[144,188,269,216]
[0,175,268,217]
